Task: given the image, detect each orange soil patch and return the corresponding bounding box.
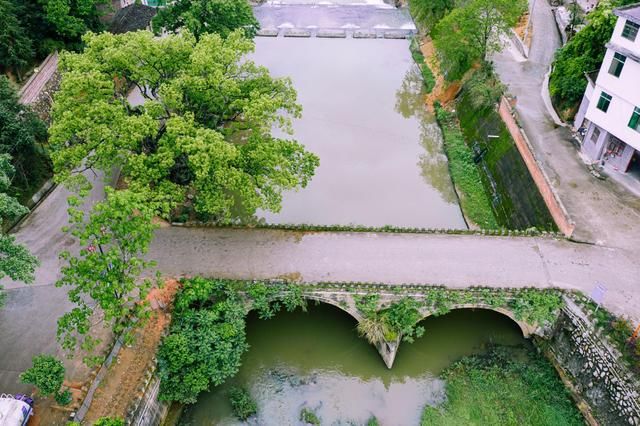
[82,279,180,424]
[514,12,533,49]
[420,37,462,109]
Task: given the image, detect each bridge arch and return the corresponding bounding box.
[419,304,539,338]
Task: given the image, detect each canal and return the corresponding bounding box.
[178,304,526,425]
[252,37,466,229]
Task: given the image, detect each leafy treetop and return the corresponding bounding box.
[50,30,319,222]
[433,0,526,80]
[19,354,65,396]
[56,188,157,360]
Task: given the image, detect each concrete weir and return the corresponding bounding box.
[253,3,417,39]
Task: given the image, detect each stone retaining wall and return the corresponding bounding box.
[498,96,576,237]
[548,299,640,425]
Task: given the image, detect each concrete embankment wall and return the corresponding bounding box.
[546,300,640,425]
[498,97,576,236]
[126,363,169,426]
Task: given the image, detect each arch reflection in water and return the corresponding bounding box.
[179,303,527,425]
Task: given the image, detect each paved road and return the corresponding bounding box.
[493,0,640,250]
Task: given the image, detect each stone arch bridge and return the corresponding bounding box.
[244,285,544,368]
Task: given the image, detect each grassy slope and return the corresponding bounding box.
[455,94,556,230]
[421,346,583,426]
[434,105,498,229]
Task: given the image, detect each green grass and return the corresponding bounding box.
[434,104,498,229]
[455,91,556,231]
[300,407,321,425]
[421,346,583,426]
[410,38,436,94]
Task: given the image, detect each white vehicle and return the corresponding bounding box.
[0,394,34,426]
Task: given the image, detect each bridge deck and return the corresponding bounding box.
[150,227,639,323]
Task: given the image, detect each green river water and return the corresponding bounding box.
[178,304,527,425]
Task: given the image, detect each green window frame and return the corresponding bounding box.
[608,52,626,77]
[596,92,612,113]
[622,20,640,41]
[629,107,640,132]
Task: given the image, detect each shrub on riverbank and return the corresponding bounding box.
[158,278,307,403]
[421,346,584,425]
[434,103,498,229]
[157,279,249,403]
[409,38,436,93]
[228,387,257,420]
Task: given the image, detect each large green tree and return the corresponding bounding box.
[39,0,107,38]
[49,30,318,221]
[0,0,35,79]
[433,0,526,80]
[0,76,50,196]
[153,0,259,40]
[56,188,157,361]
[409,0,455,32]
[0,154,39,307]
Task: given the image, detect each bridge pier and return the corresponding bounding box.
[376,336,401,369]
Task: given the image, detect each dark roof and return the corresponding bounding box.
[614,3,640,25]
[109,4,157,34]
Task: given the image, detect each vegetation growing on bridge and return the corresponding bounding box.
[421,345,584,425]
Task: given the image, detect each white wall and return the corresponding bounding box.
[611,16,640,55]
[585,15,640,152]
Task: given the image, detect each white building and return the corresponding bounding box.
[574,3,640,173]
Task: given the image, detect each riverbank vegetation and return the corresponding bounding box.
[409,38,436,93]
[421,345,584,425]
[157,278,306,403]
[456,70,557,230]
[228,387,257,420]
[407,0,554,231]
[434,103,498,228]
[550,0,638,119]
[577,297,640,372]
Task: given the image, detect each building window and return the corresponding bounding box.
[608,52,626,77]
[622,20,640,41]
[629,107,640,132]
[590,126,601,144]
[596,92,612,113]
